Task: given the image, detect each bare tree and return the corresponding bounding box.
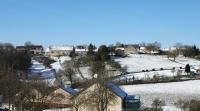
[15,79,54,111]
[151,98,165,111]
[59,66,76,85]
[167,50,179,61]
[175,99,189,111]
[88,61,117,111]
[73,91,90,111]
[145,41,161,53]
[87,82,117,111]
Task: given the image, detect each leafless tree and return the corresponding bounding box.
[167,50,179,61]
[175,99,189,111]
[151,98,165,111]
[145,42,161,53]
[59,60,76,85]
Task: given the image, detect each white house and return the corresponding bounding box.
[73,82,140,111]
[75,45,88,55]
[46,45,74,57]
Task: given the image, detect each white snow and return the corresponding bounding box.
[115,54,200,80]
[49,45,74,51]
[121,80,200,107]
[29,60,56,80]
[43,108,71,111]
[51,56,71,71]
[115,54,200,72]
[162,106,181,111]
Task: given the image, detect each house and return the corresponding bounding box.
[124,44,140,54]
[115,44,140,56]
[162,47,177,52]
[115,47,125,57]
[45,87,78,108]
[197,66,200,74]
[139,46,160,55]
[16,45,44,55]
[75,45,88,55]
[73,82,140,111]
[46,45,74,57]
[13,87,77,110]
[138,46,146,54]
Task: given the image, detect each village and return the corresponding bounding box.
[1,42,200,111]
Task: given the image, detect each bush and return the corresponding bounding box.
[189,100,200,111]
[151,98,165,111]
[152,69,156,71]
[185,64,191,74]
[43,57,55,68]
[160,68,164,70]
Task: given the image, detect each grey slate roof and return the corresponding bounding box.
[106,82,128,99]
[62,87,78,95]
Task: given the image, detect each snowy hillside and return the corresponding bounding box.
[115,54,200,72]
[114,54,200,80]
[121,80,200,107]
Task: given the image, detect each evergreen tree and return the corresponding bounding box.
[98,45,110,61]
[185,64,191,74]
[69,47,76,58]
[87,43,95,56]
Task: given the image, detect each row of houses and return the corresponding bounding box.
[43,82,140,111]
[15,45,89,57]
[45,45,89,57]
[115,44,161,56]
[14,44,146,57]
[1,82,140,111]
[16,44,180,57]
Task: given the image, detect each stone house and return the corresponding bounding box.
[73,82,140,111]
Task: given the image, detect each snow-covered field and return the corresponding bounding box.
[162,106,181,111]
[43,108,71,111]
[115,54,200,80]
[115,54,200,72]
[121,80,200,108]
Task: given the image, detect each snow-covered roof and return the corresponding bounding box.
[116,47,125,51]
[75,48,88,52]
[45,47,50,52]
[162,47,177,51]
[49,45,74,51]
[140,47,145,50]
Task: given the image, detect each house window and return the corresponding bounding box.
[123,99,140,109]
